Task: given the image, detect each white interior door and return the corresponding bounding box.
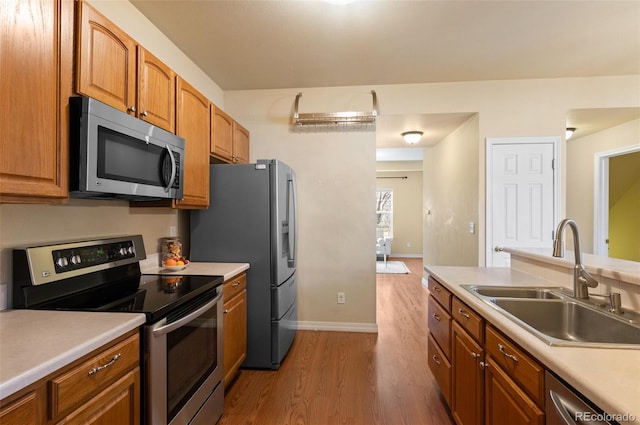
[486,138,558,267]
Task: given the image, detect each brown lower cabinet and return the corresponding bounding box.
[223,272,248,387]
[427,276,546,425]
[0,330,140,425]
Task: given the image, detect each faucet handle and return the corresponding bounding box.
[609,293,623,314]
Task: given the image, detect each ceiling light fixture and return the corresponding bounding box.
[566,127,576,139]
[402,131,423,144]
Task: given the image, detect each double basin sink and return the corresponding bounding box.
[462,285,640,349]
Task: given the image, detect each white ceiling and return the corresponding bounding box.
[130,0,640,152]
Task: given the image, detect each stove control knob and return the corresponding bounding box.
[127,246,134,255]
[70,255,81,265]
[56,257,68,268]
[119,247,127,256]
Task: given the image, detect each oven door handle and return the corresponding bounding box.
[152,291,222,337]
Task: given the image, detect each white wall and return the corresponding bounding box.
[423,114,480,266]
[223,88,378,330]
[225,76,640,326]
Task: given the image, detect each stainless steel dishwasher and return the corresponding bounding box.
[546,371,619,425]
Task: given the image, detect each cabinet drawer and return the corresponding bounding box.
[428,295,451,359]
[224,273,247,303]
[428,334,452,407]
[486,326,545,405]
[427,276,451,312]
[451,297,483,343]
[50,333,139,417]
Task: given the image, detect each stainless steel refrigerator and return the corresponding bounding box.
[190,159,297,369]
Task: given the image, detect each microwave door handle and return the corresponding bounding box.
[152,291,223,337]
[164,145,177,193]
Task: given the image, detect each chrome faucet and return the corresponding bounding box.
[552,219,599,299]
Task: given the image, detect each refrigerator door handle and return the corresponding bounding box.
[287,177,296,267]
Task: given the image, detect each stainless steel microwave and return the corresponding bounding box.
[69,96,184,201]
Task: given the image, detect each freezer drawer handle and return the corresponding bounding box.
[549,389,579,425]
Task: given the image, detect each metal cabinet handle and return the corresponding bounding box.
[127,106,136,113]
[457,308,470,319]
[232,281,240,287]
[88,353,121,376]
[224,309,229,314]
[140,110,148,117]
[498,344,518,362]
[433,286,441,292]
[471,351,480,359]
[432,313,441,321]
[479,361,487,369]
[432,355,441,365]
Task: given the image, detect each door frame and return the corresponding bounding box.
[485,136,561,266]
[593,144,640,256]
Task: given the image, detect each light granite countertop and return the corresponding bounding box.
[0,310,145,400]
[424,265,640,424]
[142,261,250,281]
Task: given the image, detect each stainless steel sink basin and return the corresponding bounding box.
[461,285,640,348]
[493,299,640,347]
[465,285,562,299]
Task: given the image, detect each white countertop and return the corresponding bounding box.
[504,247,640,286]
[424,265,640,424]
[0,310,145,400]
[142,262,250,281]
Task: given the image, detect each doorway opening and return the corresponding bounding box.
[594,145,640,261]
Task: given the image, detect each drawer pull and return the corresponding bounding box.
[457,308,470,319]
[433,286,441,292]
[498,344,518,362]
[88,353,121,376]
[432,355,441,365]
[224,309,229,314]
[232,281,240,287]
[432,313,441,321]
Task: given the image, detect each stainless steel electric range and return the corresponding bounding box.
[12,235,224,425]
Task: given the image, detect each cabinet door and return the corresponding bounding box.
[0,391,38,425]
[452,321,484,425]
[211,105,234,162]
[485,358,544,425]
[223,289,247,387]
[175,77,210,209]
[232,121,250,164]
[138,47,175,132]
[0,0,72,202]
[57,368,140,425]
[76,1,136,114]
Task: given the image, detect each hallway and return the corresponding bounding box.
[219,257,454,424]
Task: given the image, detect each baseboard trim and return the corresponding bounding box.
[297,321,379,333]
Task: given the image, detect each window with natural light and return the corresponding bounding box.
[376,189,393,238]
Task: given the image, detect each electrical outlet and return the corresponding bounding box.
[337,292,345,304]
[169,225,177,237]
[407,242,411,248]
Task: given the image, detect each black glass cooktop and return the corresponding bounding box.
[34,274,223,323]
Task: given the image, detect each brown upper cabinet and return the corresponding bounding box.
[175,77,210,209]
[211,105,234,162]
[211,106,250,164]
[138,47,176,133]
[0,0,74,203]
[76,2,175,133]
[233,121,250,164]
[76,1,136,115]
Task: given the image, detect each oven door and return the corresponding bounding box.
[146,287,224,425]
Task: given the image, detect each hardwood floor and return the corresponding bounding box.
[219,258,454,425]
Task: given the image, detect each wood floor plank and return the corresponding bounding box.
[219,258,454,425]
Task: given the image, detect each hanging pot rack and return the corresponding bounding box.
[293,90,377,130]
